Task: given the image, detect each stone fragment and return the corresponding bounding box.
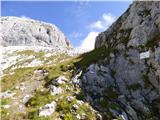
[1,91,16,98]
[39,101,57,117]
[72,104,79,110]
[50,85,63,95]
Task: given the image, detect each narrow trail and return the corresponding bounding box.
[9,70,47,115]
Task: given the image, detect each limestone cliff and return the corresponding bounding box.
[0,16,72,49]
[81,1,160,120]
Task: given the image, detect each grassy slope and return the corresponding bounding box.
[1,47,108,120]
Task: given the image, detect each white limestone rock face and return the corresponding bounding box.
[95,1,160,48]
[0,16,72,49]
[82,1,160,120]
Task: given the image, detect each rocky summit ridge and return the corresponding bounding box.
[0,16,72,49]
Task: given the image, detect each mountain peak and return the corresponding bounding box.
[0,16,72,49]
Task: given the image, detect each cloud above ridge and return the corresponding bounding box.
[79,13,116,51]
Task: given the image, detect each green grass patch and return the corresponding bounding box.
[0,108,10,120]
[1,99,11,120]
[26,91,55,120]
[1,67,36,91]
[1,99,11,106]
[41,64,73,87]
[64,113,77,120]
[56,97,77,113]
[43,53,70,64]
[76,104,96,120]
[74,46,114,70]
[16,50,45,60]
[16,50,34,56]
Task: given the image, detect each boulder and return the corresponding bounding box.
[50,85,63,95]
[52,76,68,86]
[71,71,82,86]
[72,104,79,110]
[76,114,81,120]
[22,94,31,103]
[1,91,16,98]
[39,101,57,117]
[2,105,10,109]
[34,69,47,74]
[67,96,74,103]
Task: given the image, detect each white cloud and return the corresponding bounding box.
[89,13,116,31]
[79,32,99,51]
[102,13,115,27]
[78,13,116,51]
[90,20,103,29]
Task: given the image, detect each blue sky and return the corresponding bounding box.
[1,1,132,50]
